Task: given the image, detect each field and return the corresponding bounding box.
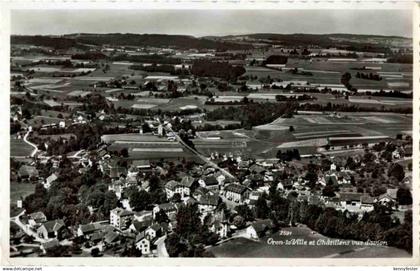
[208,225,410,258]
[10,181,35,207]
[222,112,413,158]
[10,138,34,157]
[102,133,197,160]
[244,58,412,92]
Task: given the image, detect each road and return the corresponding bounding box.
[69,149,85,159]
[165,125,237,180]
[11,210,46,243]
[23,129,38,157]
[155,235,169,257]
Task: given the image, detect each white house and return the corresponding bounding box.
[110,208,134,230]
[223,183,250,203]
[135,232,151,255]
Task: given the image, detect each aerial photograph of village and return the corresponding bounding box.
[9,9,413,258]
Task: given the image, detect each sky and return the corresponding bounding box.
[11,9,412,38]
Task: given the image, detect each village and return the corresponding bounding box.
[10,32,413,258]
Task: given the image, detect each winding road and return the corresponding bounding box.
[23,129,38,157]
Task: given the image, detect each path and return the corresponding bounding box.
[23,129,38,157]
[11,210,46,243]
[69,149,85,159]
[155,235,169,257]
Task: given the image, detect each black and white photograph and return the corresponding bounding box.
[3,5,418,265]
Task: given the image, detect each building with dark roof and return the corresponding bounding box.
[224,183,250,203]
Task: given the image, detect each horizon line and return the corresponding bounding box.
[10,32,413,39]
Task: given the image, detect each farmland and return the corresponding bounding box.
[10,138,34,157]
[10,182,36,207]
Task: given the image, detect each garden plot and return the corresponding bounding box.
[73,76,114,81]
[361,116,399,124]
[131,148,184,152]
[247,93,303,100]
[387,82,410,88]
[277,138,328,148]
[298,115,364,125]
[293,129,353,139]
[213,96,244,103]
[43,100,61,107]
[26,78,63,85]
[105,88,124,93]
[10,138,34,157]
[131,104,157,109]
[349,96,411,106]
[67,90,92,97]
[136,98,171,104]
[254,124,289,131]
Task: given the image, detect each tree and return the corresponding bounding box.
[165,234,187,257]
[155,209,169,224]
[233,215,246,229]
[289,126,295,132]
[91,247,101,257]
[255,198,270,219]
[175,204,202,239]
[120,148,129,157]
[388,163,405,182]
[234,205,254,221]
[129,190,151,211]
[396,188,412,205]
[322,185,336,197]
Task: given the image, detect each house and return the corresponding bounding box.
[247,173,264,187]
[110,207,134,230]
[100,159,127,179]
[338,193,362,212]
[210,220,229,239]
[338,193,374,213]
[224,183,250,203]
[41,239,60,254]
[199,176,219,191]
[145,224,162,240]
[44,173,58,189]
[28,211,47,227]
[77,223,103,238]
[386,188,398,201]
[131,160,152,173]
[18,165,39,180]
[376,193,397,208]
[192,187,209,201]
[197,194,221,214]
[249,164,266,175]
[248,191,263,202]
[245,219,272,239]
[152,203,177,220]
[179,175,197,196]
[37,219,66,240]
[130,219,152,233]
[209,211,229,239]
[165,180,185,199]
[104,231,120,246]
[135,232,151,255]
[360,195,375,212]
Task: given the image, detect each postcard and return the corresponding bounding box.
[0,1,418,266]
